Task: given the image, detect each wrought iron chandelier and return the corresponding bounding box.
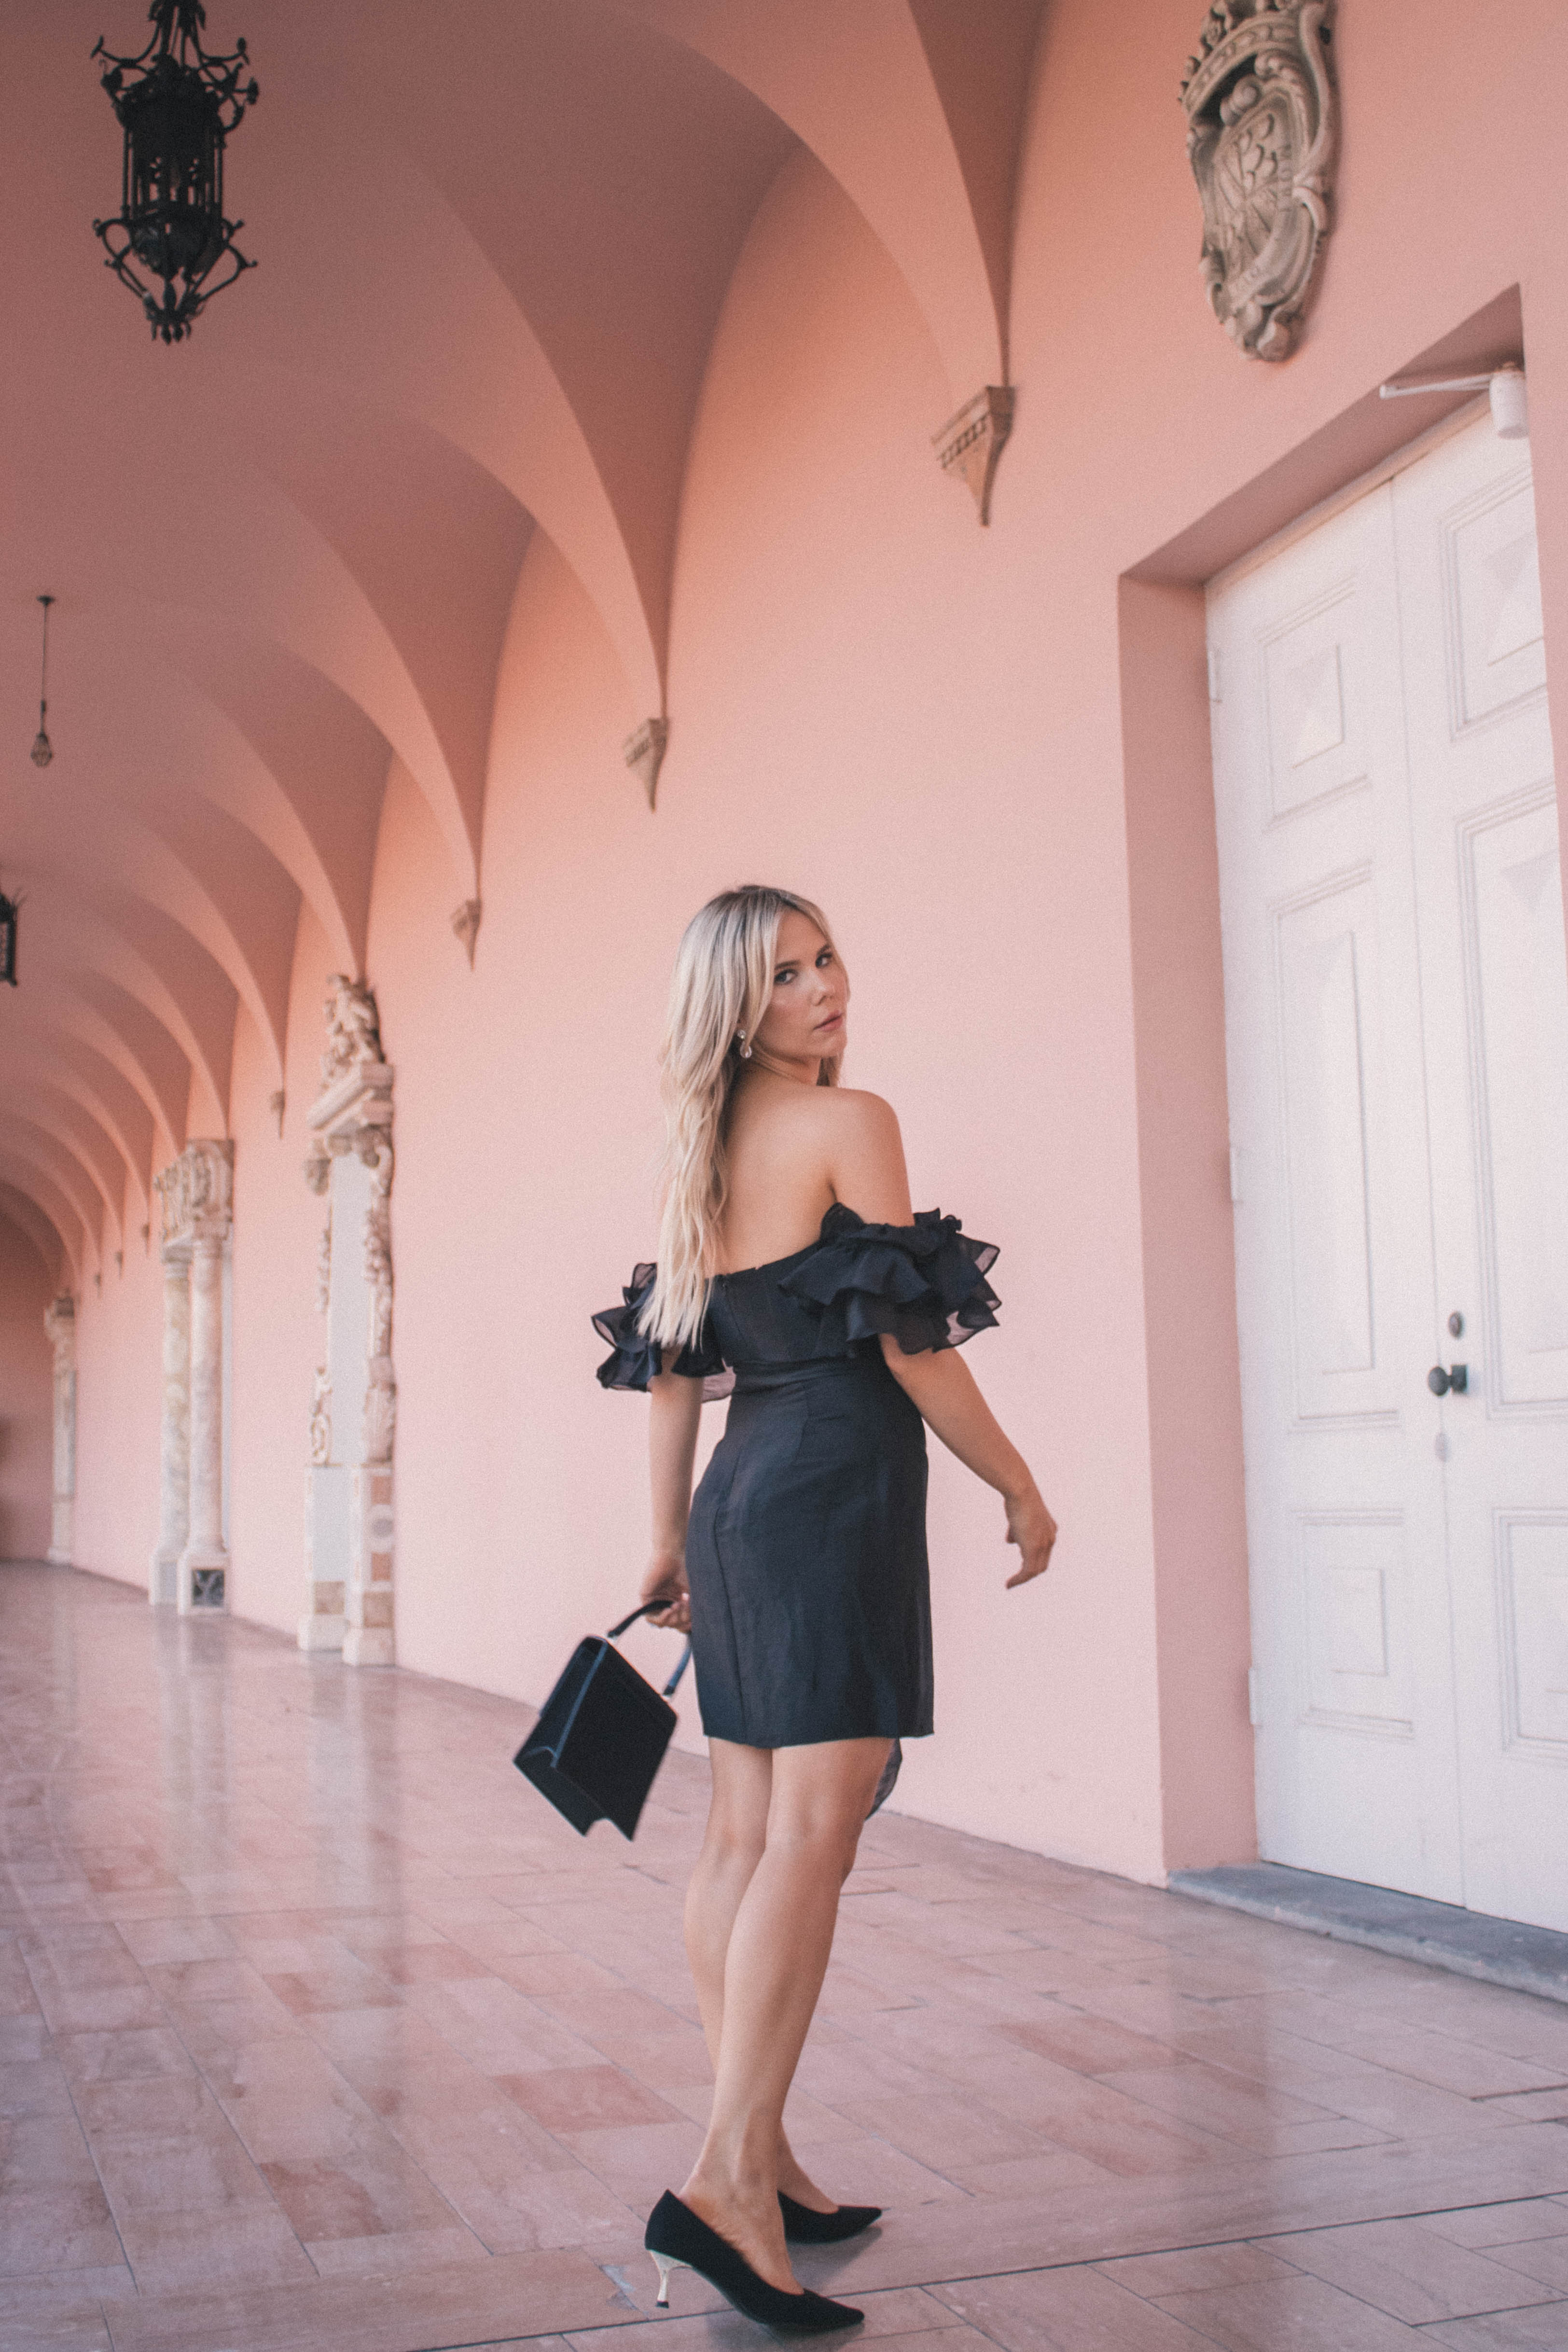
[92,0,259,345]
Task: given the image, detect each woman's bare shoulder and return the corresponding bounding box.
[815,1088,911,1220]
[809,1083,902,1131]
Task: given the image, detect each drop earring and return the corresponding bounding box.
[737,1031,753,1060]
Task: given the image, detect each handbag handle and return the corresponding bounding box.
[606,1601,693,1700]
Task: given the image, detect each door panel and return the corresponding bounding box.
[1208,481,1464,1902]
[1212,413,1568,1928]
[1392,424,1568,1930]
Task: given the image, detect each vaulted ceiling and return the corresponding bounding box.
[0,0,1046,1289]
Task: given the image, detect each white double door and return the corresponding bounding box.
[1209,412,1568,1931]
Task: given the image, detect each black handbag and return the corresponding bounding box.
[513,1602,692,1839]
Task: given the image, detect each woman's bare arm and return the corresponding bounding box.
[879,1341,1056,1587]
[639,1367,703,1629]
[826,1089,1056,1587]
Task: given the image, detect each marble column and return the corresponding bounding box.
[153,1139,233,1614]
[149,1244,191,1605]
[301,975,396,1666]
[177,1231,228,1613]
[42,1295,76,1566]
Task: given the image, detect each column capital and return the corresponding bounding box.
[154,1139,235,1251]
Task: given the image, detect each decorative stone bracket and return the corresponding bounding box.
[933,387,1015,526]
[149,1139,234,1612]
[301,975,397,1667]
[624,716,670,809]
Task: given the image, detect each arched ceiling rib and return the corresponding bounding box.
[0,1030,153,1209]
[0,1060,131,1233]
[0,1124,104,1266]
[0,1165,83,1288]
[0,1186,69,1290]
[611,0,1047,397]
[59,978,190,1162]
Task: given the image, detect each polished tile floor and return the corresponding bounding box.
[4,1562,1568,2352]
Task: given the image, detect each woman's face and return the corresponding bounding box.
[751,911,848,1071]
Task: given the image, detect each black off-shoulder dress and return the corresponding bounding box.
[593,1205,999,1750]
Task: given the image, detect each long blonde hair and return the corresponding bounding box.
[642,885,841,1348]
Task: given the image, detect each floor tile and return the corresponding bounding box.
[1405,2312,1568,2352]
[1096,2242,1299,2296]
[1265,2217,1563,2322]
[1421,2202,1568,2251]
[1152,2271,1429,2347]
[500,2065,684,2132]
[934,2263,1222,2349]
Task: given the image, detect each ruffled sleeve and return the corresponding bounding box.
[777,1205,999,1356]
[593,1264,729,1394]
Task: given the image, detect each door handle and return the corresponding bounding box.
[1428,1363,1469,1395]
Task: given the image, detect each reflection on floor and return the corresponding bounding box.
[4,1562,1568,2352]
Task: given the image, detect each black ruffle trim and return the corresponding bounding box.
[593,1263,729,1394]
[777,1204,999,1356]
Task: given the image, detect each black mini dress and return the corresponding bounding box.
[593,1205,999,1750]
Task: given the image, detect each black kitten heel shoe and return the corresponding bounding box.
[779,2192,882,2244]
[645,2190,863,2332]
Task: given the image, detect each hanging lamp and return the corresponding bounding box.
[92,0,260,345]
[30,597,54,770]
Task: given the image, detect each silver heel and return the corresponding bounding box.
[651,2251,684,2307]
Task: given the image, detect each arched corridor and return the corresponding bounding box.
[4,0,1568,2339]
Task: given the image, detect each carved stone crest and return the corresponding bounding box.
[1181,1,1337,362]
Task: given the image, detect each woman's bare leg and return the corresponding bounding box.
[683,1741,848,2214]
[678,1736,890,2291]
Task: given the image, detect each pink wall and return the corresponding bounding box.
[0,1215,53,1560]
[50,0,1568,1885]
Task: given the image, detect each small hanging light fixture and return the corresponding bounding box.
[92,0,260,345]
[30,597,55,770]
[0,886,19,987]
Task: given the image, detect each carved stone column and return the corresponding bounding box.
[154,1140,234,1613]
[42,1295,76,1565]
[149,1244,191,1604]
[301,976,396,1667]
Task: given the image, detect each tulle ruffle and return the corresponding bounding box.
[777,1204,999,1355]
[593,1264,729,1394]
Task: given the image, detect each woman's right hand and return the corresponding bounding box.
[640,1546,691,1632]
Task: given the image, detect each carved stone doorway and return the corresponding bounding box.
[301,977,396,1666]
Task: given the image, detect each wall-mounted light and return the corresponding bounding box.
[1378,363,1528,441]
[30,596,54,768]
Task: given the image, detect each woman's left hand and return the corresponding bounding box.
[1003,1485,1057,1588]
[639,1546,691,1632]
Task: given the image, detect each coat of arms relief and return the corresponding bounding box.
[1182,0,1338,361]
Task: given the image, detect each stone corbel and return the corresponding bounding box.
[933,387,1015,525]
[451,899,482,965]
[624,717,670,809]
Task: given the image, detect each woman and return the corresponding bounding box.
[594,885,1056,2332]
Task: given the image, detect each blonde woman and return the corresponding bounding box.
[594,885,1056,2332]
